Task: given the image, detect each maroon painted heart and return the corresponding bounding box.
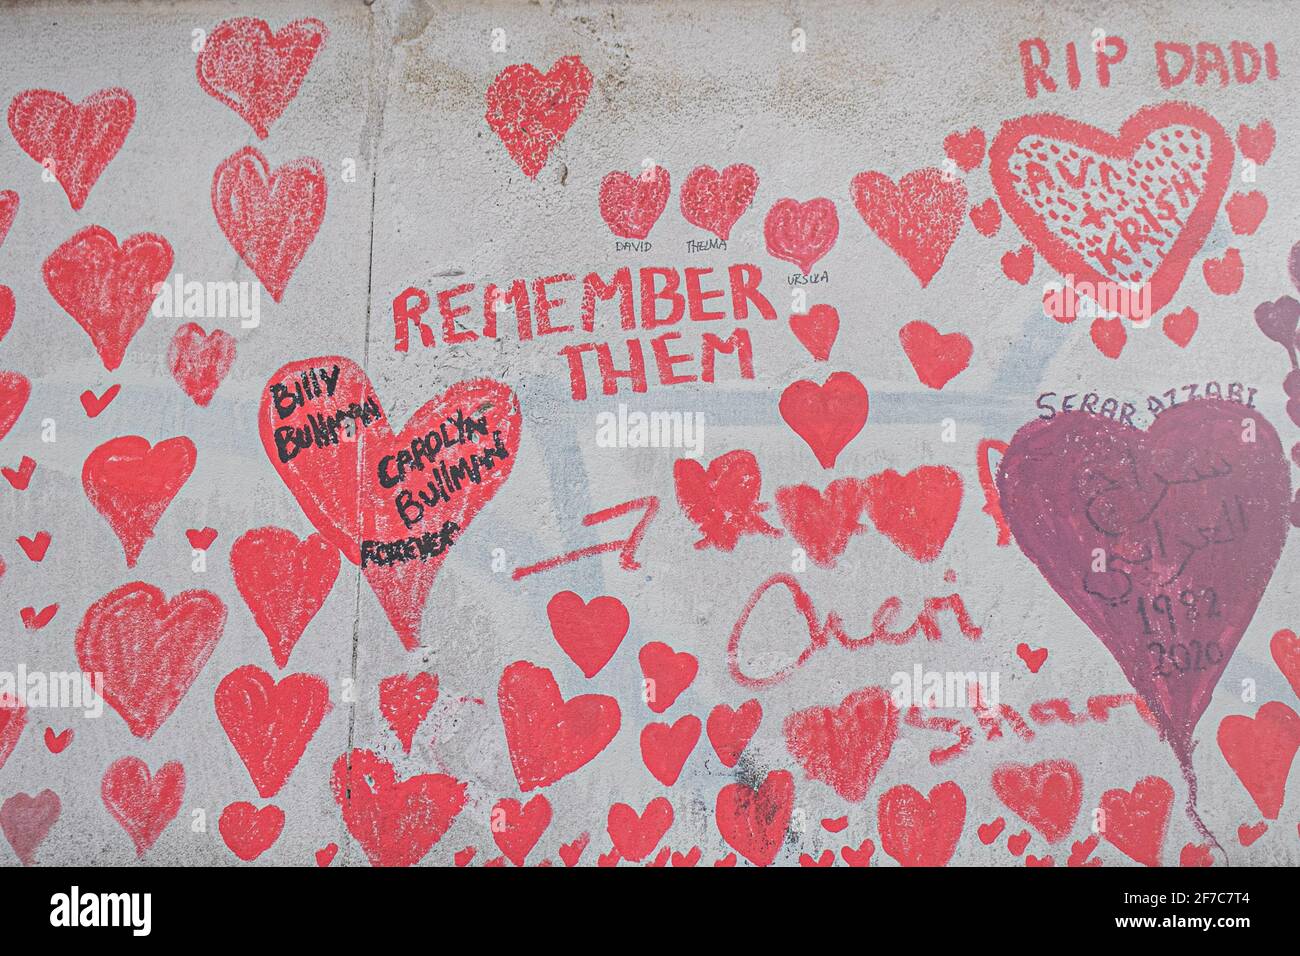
[997,400,1291,770]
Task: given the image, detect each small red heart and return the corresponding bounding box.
[1179,842,1214,867]
[17,531,50,562]
[969,198,1001,237]
[1237,821,1268,846]
[1217,701,1300,820]
[8,88,135,210]
[841,838,875,867]
[1237,120,1275,165]
[378,672,439,754]
[863,466,963,564]
[546,591,629,678]
[491,794,551,867]
[1203,248,1243,295]
[216,666,331,798]
[185,527,217,551]
[640,714,701,786]
[851,167,967,287]
[80,385,120,418]
[715,770,794,867]
[1090,316,1127,359]
[1099,776,1173,867]
[763,197,839,274]
[316,843,339,867]
[779,371,869,469]
[799,849,834,867]
[899,320,972,390]
[1001,244,1035,284]
[1269,629,1300,699]
[20,605,58,630]
[788,303,839,362]
[706,699,761,767]
[713,852,737,867]
[558,833,589,867]
[670,846,702,867]
[43,727,72,754]
[1162,307,1198,348]
[775,477,869,569]
[943,127,986,172]
[607,797,673,862]
[219,802,284,861]
[1016,643,1048,673]
[821,816,848,833]
[3,456,36,491]
[1226,191,1267,236]
[83,435,196,567]
[978,817,1006,844]
[598,165,671,240]
[596,848,620,867]
[785,686,898,801]
[484,856,508,867]
[679,164,758,241]
[168,323,236,407]
[877,781,966,867]
[638,642,698,714]
[453,846,476,867]
[1007,830,1030,855]
[1068,834,1103,867]
[1026,854,1054,867]
[101,757,185,856]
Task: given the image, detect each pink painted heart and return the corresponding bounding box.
[0,790,59,865]
[484,56,592,179]
[997,399,1291,772]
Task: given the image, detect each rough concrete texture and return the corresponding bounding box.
[0,0,1297,867]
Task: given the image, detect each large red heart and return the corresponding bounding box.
[673,450,780,551]
[212,147,326,302]
[196,17,328,139]
[779,371,869,469]
[864,465,963,563]
[492,794,551,867]
[260,357,521,649]
[101,757,185,856]
[43,226,173,371]
[1098,775,1172,867]
[784,686,898,802]
[763,197,839,274]
[998,400,1291,771]
[989,102,1234,319]
[82,435,197,567]
[0,790,60,865]
[498,661,620,792]
[1216,701,1300,820]
[877,781,966,866]
[168,322,236,407]
[598,165,671,240]
[219,802,284,861]
[230,526,340,668]
[851,167,967,287]
[774,477,869,568]
[715,769,794,867]
[546,590,629,678]
[484,56,593,179]
[8,88,134,210]
[77,583,226,739]
[679,164,758,241]
[0,372,31,443]
[991,759,1083,843]
[331,749,466,867]
[215,665,331,799]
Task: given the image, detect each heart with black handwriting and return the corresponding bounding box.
[997,399,1290,767]
[259,357,521,649]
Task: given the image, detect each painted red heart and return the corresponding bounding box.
[168,323,236,407]
[1179,841,1213,867]
[8,88,134,210]
[331,748,466,867]
[213,147,325,302]
[17,531,50,562]
[638,641,697,714]
[598,165,671,240]
[1271,629,1300,699]
[991,103,1233,319]
[998,400,1291,774]
[607,797,673,862]
[0,696,26,771]
[219,802,284,861]
[944,127,986,171]
[230,526,340,668]
[1068,834,1102,867]
[898,321,971,390]
[0,790,59,865]
[679,164,758,240]
[800,849,834,867]
[673,450,780,551]
[492,794,551,866]
[77,582,226,739]
[83,435,196,567]
[785,686,898,802]
[1007,830,1030,855]
[378,671,438,753]
[101,757,184,856]
[315,843,338,867]
[484,56,592,178]
[3,455,36,490]
[558,833,589,867]
[1162,306,1198,348]
[1217,701,1300,820]
[20,605,58,630]
[546,591,629,678]
[863,465,962,563]
[715,769,794,867]
[1098,775,1173,867]
[451,846,474,867]
[1203,247,1243,295]
[80,384,120,418]
[774,477,869,568]
[1001,243,1035,284]
[185,528,217,551]
[44,727,71,754]
[1225,191,1266,235]
[0,193,16,250]
[0,285,12,347]
[1090,315,1127,359]
[706,699,761,767]
[763,197,839,274]
[969,197,1001,237]
[498,660,620,792]
[991,760,1083,843]
[978,817,1006,844]
[640,714,701,786]
[1016,643,1048,673]
[841,838,875,867]
[1238,821,1268,846]
[779,371,869,469]
[851,167,967,287]
[0,372,30,442]
[671,846,702,867]
[43,226,172,371]
[878,781,966,866]
[1236,120,1274,165]
[215,665,330,798]
[789,304,839,361]
[260,357,521,649]
[196,17,328,139]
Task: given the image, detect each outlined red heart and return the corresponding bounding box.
[484,56,593,178]
[706,699,760,767]
[878,781,966,866]
[785,686,898,801]
[260,357,521,649]
[991,759,1083,843]
[0,371,30,443]
[1217,701,1300,820]
[212,147,325,302]
[898,321,972,390]
[219,802,284,861]
[8,88,134,210]
[639,642,697,714]
[1099,775,1172,866]
[547,591,629,678]
[789,304,839,362]
[607,797,673,861]
[196,17,328,139]
[774,477,869,568]
[763,197,839,274]
[492,794,551,867]
[77,583,226,739]
[331,748,466,867]
[0,193,16,250]
[215,665,331,798]
[43,226,173,371]
[864,465,963,563]
[641,715,700,786]
[679,163,758,240]
[101,757,184,856]
[498,660,620,792]
[598,165,671,240]
[715,769,794,867]
[168,322,236,407]
[779,371,869,469]
[851,167,967,287]
[378,671,439,753]
[230,526,340,668]
[82,435,196,567]
[0,790,60,865]
[673,449,780,551]
[989,102,1234,319]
